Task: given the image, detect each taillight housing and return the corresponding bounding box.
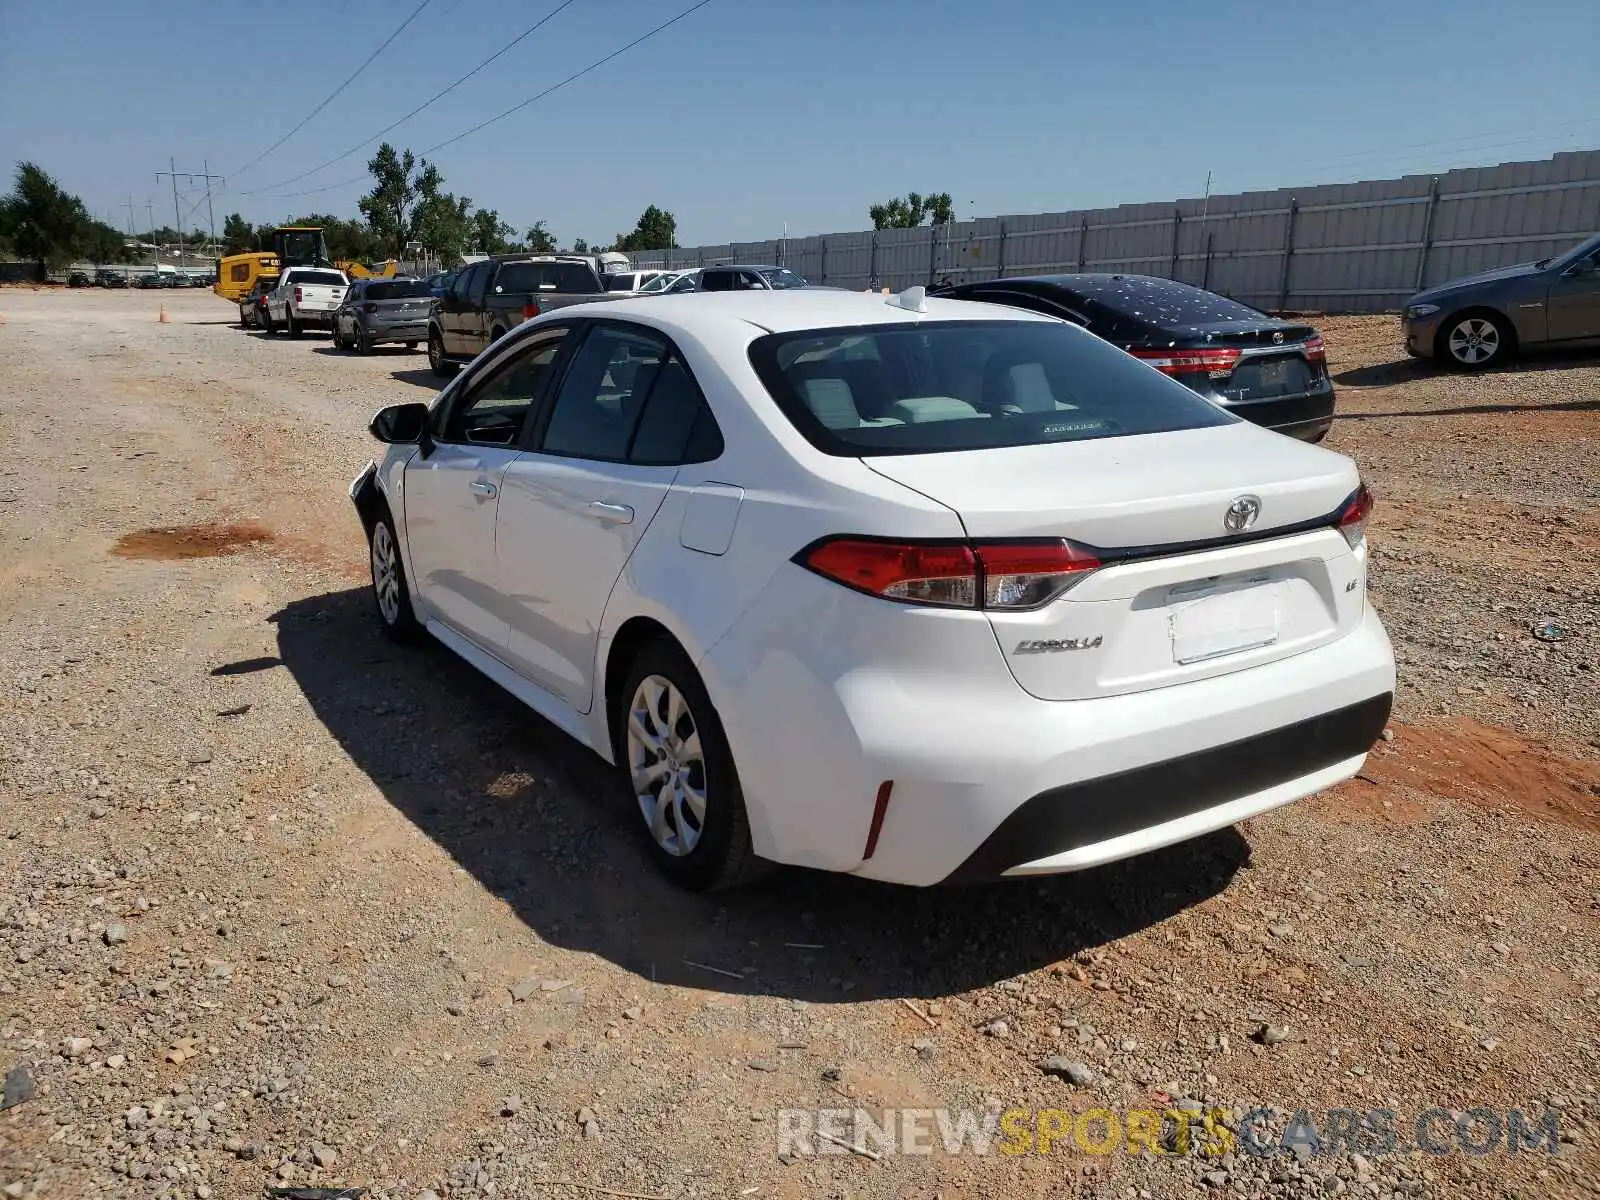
[294,286,303,303]
[1128,346,1241,378]
[521,302,541,321]
[798,537,1101,611]
[1336,483,1373,549]
[1303,334,1327,363]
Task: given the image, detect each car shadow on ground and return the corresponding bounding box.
[1333,346,1598,388]
[263,587,1249,1003]
[311,345,425,359]
[389,368,445,391]
[1339,397,1600,420]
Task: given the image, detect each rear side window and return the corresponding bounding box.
[748,320,1235,456]
[535,324,721,465]
[496,262,600,293]
[700,270,735,292]
[604,274,638,291]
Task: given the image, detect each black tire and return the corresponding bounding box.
[615,639,765,891]
[405,340,418,350]
[368,506,421,643]
[428,328,457,377]
[489,325,506,345]
[238,307,250,330]
[286,312,301,339]
[262,308,276,335]
[353,323,373,355]
[1436,310,1513,371]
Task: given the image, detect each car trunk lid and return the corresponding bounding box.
[862,425,1366,700]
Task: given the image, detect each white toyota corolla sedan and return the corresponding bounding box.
[350,287,1395,890]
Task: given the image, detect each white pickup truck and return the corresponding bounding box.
[264,267,349,337]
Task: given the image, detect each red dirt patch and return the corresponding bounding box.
[111,522,274,560]
[1329,719,1600,834]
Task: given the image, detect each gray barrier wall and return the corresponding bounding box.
[626,150,1600,312]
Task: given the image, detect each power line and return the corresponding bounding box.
[232,0,433,179]
[240,0,582,197]
[419,0,713,155]
[265,0,714,202]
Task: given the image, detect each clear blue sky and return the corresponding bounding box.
[2,0,1596,247]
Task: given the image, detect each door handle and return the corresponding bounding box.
[587,501,634,524]
[469,480,498,498]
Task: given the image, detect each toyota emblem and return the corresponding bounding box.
[1272,331,1284,344]
[1225,495,1262,532]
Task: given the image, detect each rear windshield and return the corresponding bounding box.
[365,280,431,300]
[749,320,1235,456]
[289,270,347,287]
[495,262,600,293]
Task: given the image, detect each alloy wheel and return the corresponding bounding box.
[1447,317,1499,366]
[627,675,707,857]
[370,521,402,626]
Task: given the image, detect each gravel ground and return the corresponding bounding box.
[0,288,1596,1200]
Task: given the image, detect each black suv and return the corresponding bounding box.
[934,275,1335,442]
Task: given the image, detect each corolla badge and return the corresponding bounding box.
[1015,636,1103,654]
[1224,495,1262,532]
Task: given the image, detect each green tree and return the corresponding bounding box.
[358,143,471,263]
[471,208,514,255]
[222,213,256,253]
[612,205,676,252]
[414,190,472,266]
[523,220,557,254]
[571,237,590,254]
[868,191,954,230]
[0,162,95,269]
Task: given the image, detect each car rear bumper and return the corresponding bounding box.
[701,567,1395,887]
[367,320,428,343]
[1217,388,1336,440]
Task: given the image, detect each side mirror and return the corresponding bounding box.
[369,402,430,444]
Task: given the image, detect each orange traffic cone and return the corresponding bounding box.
[158,304,170,324]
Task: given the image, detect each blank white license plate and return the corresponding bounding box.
[1168,583,1282,664]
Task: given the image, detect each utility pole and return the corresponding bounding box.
[146,202,157,271]
[156,160,225,269]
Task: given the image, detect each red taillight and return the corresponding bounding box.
[521,302,540,321]
[1304,334,1327,363]
[1337,483,1373,548]
[1128,346,1241,377]
[799,537,1100,610]
[294,286,302,303]
[803,539,977,608]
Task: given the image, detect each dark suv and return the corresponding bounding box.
[935,275,1335,442]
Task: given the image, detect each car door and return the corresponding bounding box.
[440,265,479,355]
[1546,251,1600,342]
[402,328,568,654]
[496,321,720,710]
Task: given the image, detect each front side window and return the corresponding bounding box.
[749,320,1235,457]
[442,328,569,445]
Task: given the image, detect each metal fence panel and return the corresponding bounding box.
[626,151,1599,312]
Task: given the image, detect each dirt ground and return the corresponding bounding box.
[0,288,1596,1200]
